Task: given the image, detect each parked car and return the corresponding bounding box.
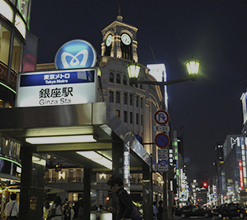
[175,205,212,218]
[211,205,220,216]
[218,203,247,219]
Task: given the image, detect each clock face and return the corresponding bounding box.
[121,33,131,45]
[106,34,112,47]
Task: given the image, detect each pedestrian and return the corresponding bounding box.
[153,201,158,220]
[4,193,19,220]
[157,200,163,220]
[49,196,62,220]
[106,175,142,220]
[63,198,70,220]
[73,197,83,220]
[96,204,103,220]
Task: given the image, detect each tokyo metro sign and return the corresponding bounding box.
[55,39,97,69]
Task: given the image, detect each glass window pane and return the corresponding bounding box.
[0,24,11,81]
[109,72,114,82]
[116,74,120,83]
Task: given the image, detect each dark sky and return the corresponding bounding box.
[29,0,247,180]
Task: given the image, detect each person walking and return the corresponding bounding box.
[107,175,142,220]
[153,201,158,220]
[157,200,163,220]
[4,193,19,220]
[50,196,62,220]
[73,197,83,220]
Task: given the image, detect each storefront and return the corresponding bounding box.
[0,101,153,220]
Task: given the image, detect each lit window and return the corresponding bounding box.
[116,110,120,117]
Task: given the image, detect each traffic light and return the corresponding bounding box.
[203,182,208,188]
[55,163,62,172]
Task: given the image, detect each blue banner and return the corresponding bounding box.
[20,70,95,87]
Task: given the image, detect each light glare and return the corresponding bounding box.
[26,135,96,144]
[76,151,112,169]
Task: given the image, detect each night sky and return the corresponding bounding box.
[29,1,247,181]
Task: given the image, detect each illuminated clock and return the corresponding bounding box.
[121,33,131,45]
[106,34,112,47]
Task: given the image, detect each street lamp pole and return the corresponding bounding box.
[126,59,200,220]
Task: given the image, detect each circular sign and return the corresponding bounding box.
[55,39,97,69]
[154,110,169,125]
[155,133,170,148]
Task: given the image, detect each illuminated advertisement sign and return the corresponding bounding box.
[147,63,168,108]
[55,39,97,70]
[0,0,14,23]
[16,68,99,107]
[241,92,247,124]
[239,160,244,189]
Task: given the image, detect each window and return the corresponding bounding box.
[0,24,11,81]
[116,74,121,83]
[136,113,139,125]
[130,112,133,124]
[109,72,114,82]
[109,91,114,102]
[136,96,139,107]
[141,97,143,108]
[141,115,143,126]
[130,94,133,105]
[123,75,127,85]
[116,110,120,117]
[116,91,120,103]
[124,93,128,104]
[124,111,127,122]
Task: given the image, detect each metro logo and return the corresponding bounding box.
[55,39,97,69]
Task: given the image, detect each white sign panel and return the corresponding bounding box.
[154,125,170,133]
[158,149,168,172]
[16,68,99,107]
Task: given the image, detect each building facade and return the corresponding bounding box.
[37,15,166,206]
[0,0,34,216]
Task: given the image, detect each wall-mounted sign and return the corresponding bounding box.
[16,68,99,107]
[55,39,97,69]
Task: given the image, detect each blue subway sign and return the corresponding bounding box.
[16,68,99,107]
[55,39,97,69]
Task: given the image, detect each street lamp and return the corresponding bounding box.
[126,59,200,86]
[126,59,200,220]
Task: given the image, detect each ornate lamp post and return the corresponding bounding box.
[126,59,200,220]
[127,59,200,86]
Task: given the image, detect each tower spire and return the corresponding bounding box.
[118,0,121,16]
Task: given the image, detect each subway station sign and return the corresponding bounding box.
[16,68,99,107]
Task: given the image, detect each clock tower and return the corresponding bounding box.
[101,15,138,62]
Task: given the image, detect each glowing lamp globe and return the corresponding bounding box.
[185,59,200,80]
[126,63,141,79]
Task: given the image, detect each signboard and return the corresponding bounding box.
[158,160,168,172]
[158,149,168,172]
[55,39,97,69]
[16,68,99,107]
[154,110,169,125]
[155,133,170,148]
[158,148,168,160]
[154,125,170,133]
